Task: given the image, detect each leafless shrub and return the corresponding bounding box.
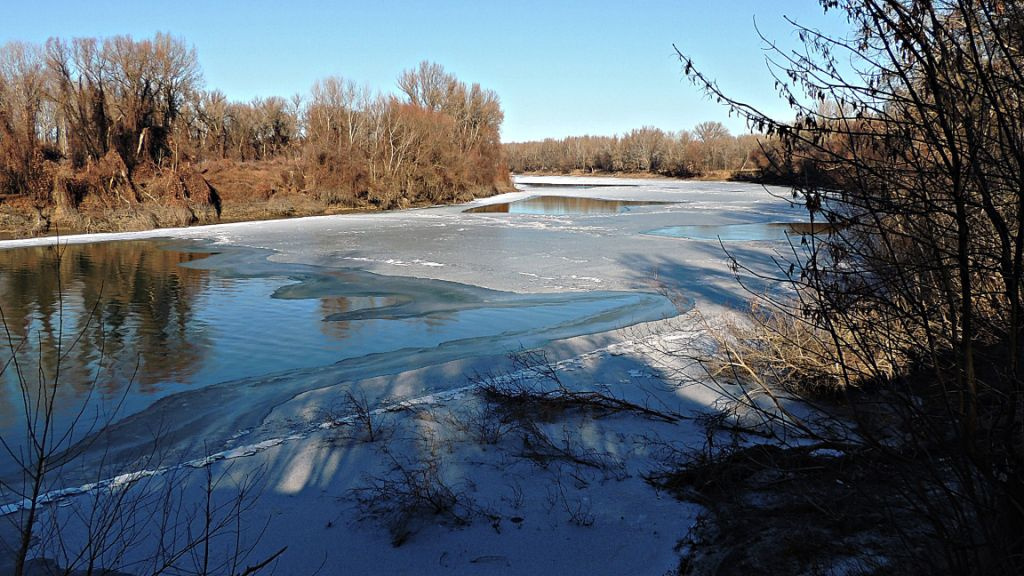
[708,301,896,398]
[546,476,595,528]
[516,422,627,480]
[502,480,524,511]
[672,309,862,448]
[27,462,285,576]
[321,389,395,444]
[350,440,477,547]
[471,349,679,425]
[465,350,674,478]
[676,2,1024,569]
[443,403,519,446]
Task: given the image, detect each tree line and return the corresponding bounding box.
[502,122,769,177]
[0,35,509,233]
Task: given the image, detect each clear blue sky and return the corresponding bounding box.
[2,1,851,142]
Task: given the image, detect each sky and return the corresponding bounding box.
[1,1,853,142]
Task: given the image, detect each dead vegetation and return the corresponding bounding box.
[319,389,396,444]
[504,123,769,179]
[472,349,680,425]
[650,443,901,576]
[467,350,678,476]
[348,348,683,547]
[651,305,1010,575]
[667,1,1024,571]
[350,439,483,548]
[707,302,897,399]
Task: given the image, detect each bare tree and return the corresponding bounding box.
[677,0,1024,572]
[0,42,49,202]
[692,121,730,172]
[502,123,753,177]
[397,61,455,113]
[1,36,508,232]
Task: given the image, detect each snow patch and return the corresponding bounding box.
[342,256,445,268]
[810,448,845,458]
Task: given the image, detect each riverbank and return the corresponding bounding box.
[0,310,719,575]
[0,167,758,243]
[0,158,515,240]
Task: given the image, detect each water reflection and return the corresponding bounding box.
[0,241,210,401]
[465,196,670,215]
[0,241,219,451]
[0,239,680,456]
[644,222,842,241]
[318,296,401,340]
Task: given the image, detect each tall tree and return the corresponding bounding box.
[679,0,1024,571]
[0,42,47,200]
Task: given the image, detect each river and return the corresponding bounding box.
[0,176,804,482]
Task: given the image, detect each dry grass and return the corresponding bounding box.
[663,303,1001,574]
[707,302,897,398]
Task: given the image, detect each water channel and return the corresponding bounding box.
[0,237,677,476]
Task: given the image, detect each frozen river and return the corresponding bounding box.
[0,176,804,481]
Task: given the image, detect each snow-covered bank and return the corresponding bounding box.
[4,315,718,575]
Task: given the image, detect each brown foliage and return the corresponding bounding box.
[302,63,509,210]
[88,150,136,205]
[0,36,508,236]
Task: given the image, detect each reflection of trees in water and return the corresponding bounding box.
[420,311,455,332]
[317,293,456,341]
[465,196,660,215]
[0,241,211,411]
[319,297,352,340]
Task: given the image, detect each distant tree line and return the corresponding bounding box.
[0,35,508,233]
[503,121,768,177]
